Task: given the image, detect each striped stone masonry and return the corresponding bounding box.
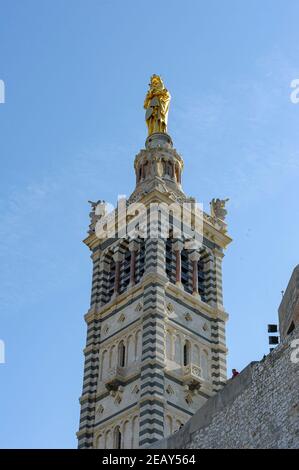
[77,314,101,448]
[139,237,167,446]
[139,285,166,445]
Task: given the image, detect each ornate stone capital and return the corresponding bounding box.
[173,240,184,252]
[129,240,139,252]
[113,251,124,263]
[189,251,200,262]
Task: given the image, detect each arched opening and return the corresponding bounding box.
[114,426,122,449]
[183,340,191,366]
[118,341,126,367]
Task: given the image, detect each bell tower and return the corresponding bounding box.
[77,76,232,449]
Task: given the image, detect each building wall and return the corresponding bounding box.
[151,326,299,449]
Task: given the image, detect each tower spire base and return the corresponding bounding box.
[145,132,173,149]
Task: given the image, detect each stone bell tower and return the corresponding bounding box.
[77,76,232,449]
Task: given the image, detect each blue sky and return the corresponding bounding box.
[0,0,299,448]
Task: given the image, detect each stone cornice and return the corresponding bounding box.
[83,187,232,252]
[85,282,144,323]
[166,282,229,322]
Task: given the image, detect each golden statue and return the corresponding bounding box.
[144,75,171,136]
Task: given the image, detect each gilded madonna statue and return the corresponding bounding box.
[144,75,171,136]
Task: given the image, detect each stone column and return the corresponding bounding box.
[129,240,139,286]
[113,251,123,295]
[173,240,183,287]
[190,251,200,296]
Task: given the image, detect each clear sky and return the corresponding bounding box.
[0,0,299,448]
